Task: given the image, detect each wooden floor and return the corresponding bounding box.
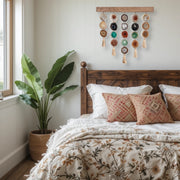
[1,157,35,180]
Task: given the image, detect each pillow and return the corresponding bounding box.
[165,94,180,121]
[129,93,174,125]
[102,93,136,122]
[159,84,180,94]
[159,84,180,104]
[87,84,153,119]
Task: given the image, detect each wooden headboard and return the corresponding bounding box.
[81,61,180,115]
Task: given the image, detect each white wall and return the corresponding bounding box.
[34,0,180,127]
[0,0,36,177]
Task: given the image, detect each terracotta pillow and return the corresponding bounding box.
[102,93,136,122]
[165,94,180,121]
[129,93,174,125]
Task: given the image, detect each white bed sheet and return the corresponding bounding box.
[67,114,180,134]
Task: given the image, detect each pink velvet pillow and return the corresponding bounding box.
[165,94,180,121]
[129,93,174,125]
[102,93,136,122]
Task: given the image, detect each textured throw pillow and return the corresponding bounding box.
[165,94,180,121]
[102,93,136,122]
[87,84,153,119]
[129,93,174,125]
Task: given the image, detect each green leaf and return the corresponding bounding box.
[45,50,75,93]
[52,62,74,87]
[21,54,42,87]
[47,116,52,125]
[25,73,43,101]
[19,94,38,109]
[49,83,64,94]
[15,80,37,100]
[52,85,78,101]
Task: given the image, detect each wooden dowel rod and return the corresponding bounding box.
[96,7,154,12]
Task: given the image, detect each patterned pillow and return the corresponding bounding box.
[87,84,153,119]
[129,93,174,125]
[165,94,180,121]
[102,93,136,122]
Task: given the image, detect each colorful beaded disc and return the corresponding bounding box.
[122,31,128,38]
[111,39,118,47]
[122,39,128,46]
[131,23,139,31]
[142,31,149,38]
[132,14,138,22]
[121,23,128,30]
[111,14,117,22]
[142,22,150,30]
[132,40,139,48]
[111,31,117,38]
[132,32,138,39]
[143,14,150,21]
[121,14,128,22]
[121,47,128,54]
[100,30,107,37]
[99,21,107,30]
[110,23,118,31]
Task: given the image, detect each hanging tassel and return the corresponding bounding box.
[123,54,127,64]
[112,47,116,56]
[134,48,137,58]
[143,38,147,48]
[102,38,105,47]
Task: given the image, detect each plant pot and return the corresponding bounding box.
[29,130,53,162]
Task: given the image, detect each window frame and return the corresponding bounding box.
[1,0,13,97]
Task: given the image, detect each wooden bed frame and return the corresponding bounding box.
[81,61,180,115]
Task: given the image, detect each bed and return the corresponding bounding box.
[27,62,180,180]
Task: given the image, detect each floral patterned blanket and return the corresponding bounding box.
[27,117,180,180]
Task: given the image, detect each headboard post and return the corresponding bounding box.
[81,61,88,115]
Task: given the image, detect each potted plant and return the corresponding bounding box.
[15,50,78,161]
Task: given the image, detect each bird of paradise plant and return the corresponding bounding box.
[15,50,78,134]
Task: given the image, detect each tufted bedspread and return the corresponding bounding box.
[27,116,180,180]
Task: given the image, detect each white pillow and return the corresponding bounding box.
[159,84,180,94]
[87,84,153,119]
[159,84,180,104]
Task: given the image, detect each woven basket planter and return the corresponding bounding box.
[29,130,53,162]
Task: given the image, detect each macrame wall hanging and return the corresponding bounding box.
[97,7,154,64]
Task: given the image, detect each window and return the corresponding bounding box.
[0,0,13,97]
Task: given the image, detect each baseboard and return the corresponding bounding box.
[0,142,28,178]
